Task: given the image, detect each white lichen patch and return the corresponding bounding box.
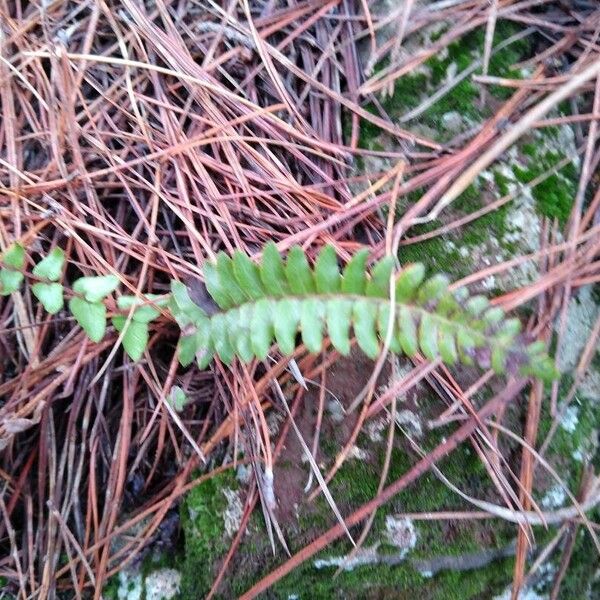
[556,286,600,373]
[326,398,346,423]
[348,445,370,461]
[222,488,244,538]
[236,463,252,484]
[314,545,381,571]
[117,571,143,600]
[144,569,181,600]
[313,517,416,572]
[534,123,580,167]
[467,167,543,290]
[572,446,584,461]
[493,587,547,600]
[495,562,555,599]
[384,515,417,554]
[378,361,413,403]
[541,484,567,509]
[441,111,465,134]
[366,417,388,443]
[580,370,600,402]
[266,410,285,436]
[461,120,582,292]
[559,405,579,434]
[395,409,423,438]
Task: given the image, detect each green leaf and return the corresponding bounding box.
[300,298,324,353]
[527,340,547,356]
[500,318,522,337]
[171,280,196,312]
[69,297,106,342]
[436,292,460,317]
[366,256,394,298]
[32,282,64,314]
[341,249,369,294]
[456,329,476,365]
[177,247,559,381]
[491,345,507,374]
[117,294,162,323]
[250,298,274,359]
[178,333,199,367]
[353,299,379,359]
[483,307,504,326]
[73,275,119,302]
[170,280,207,326]
[211,313,234,364]
[195,324,214,369]
[203,260,232,310]
[196,346,214,369]
[398,306,418,356]
[419,313,438,360]
[33,248,64,281]
[285,246,315,294]
[524,356,558,382]
[2,243,25,269]
[326,298,353,356]
[232,305,255,362]
[112,316,149,361]
[314,245,340,293]
[169,386,189,412]
[232,250,264,300]
[273,299,300,355]
[0,269,24,295]
[0,243,25,295]
[417,274,449,305]
[260,242,289,296]
[395,263,425,301]
[466,296,489,317]
[217,253,246,305]
[377,303,402,353]
[438,324,457,364]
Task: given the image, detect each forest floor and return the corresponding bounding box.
[1,1,600,599]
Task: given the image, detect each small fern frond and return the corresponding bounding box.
[177,244,556,381]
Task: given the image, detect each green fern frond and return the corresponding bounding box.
[174,244,557,381]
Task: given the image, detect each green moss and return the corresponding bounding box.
[493,170,512,197]
[263,431,515,598]
[101,576,121,600]
[536,377,600,492]
[186,419,521,599]
[397,181,510,277]
[555,524,600,599]
[357,21,532,146]
[268,531,514,600]
[512,133,578,225]
[179,472,239,599]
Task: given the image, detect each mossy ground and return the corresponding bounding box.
[175,428,518,599]
[357,21,579,282]
[121,18,596,600]
[179,472,240,597]
[166,377,600,599]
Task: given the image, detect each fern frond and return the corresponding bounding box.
[175,244,557,381]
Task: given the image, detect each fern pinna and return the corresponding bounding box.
[169,243,556,381]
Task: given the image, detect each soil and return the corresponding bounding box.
[273,350,391,526]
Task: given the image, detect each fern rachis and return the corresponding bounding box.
[170,243,556,381]
[0,241,556,380]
